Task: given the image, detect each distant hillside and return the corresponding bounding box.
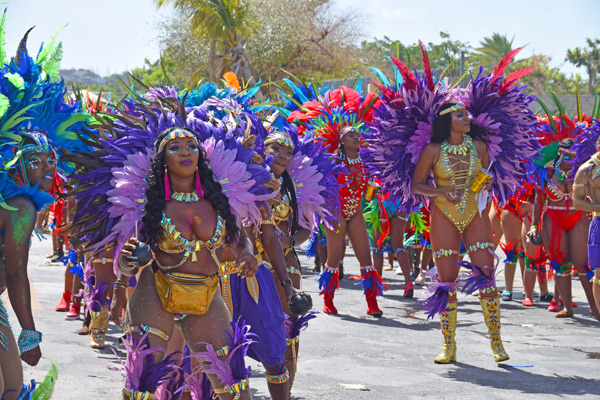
[59,68,129,98]
[59,68,106,86]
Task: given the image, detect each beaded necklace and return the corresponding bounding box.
[439,135,477,216]
[554,167,571,182]
[347,156,362,165]
[171,192,201,202]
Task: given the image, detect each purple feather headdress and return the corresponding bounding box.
[67,89,276,265]
[460,67,539,203]
[363,46,539,209]
[362,66,454,210]
[200,136,277,228]
[572,118,600,174]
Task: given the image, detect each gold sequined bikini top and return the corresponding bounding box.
[157,213,226,270]
[270,191,292,223]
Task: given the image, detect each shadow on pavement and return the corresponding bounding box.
[445,363,597,395]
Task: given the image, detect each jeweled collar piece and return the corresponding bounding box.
[441,135,471,156]
[171,192,201,202]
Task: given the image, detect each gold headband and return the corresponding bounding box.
[264,131,294,149]
[438,104,466,116]
[158,128,198,153]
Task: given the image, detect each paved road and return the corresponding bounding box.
[4,238,600,399]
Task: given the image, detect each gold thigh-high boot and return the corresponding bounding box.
[480,288,510,362]
[89,305,109,349]
[434,300,457,364]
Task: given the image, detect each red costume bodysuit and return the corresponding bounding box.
[337,158,367,220]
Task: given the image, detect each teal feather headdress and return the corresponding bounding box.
[0,11,90,210]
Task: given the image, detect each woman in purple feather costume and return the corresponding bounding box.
[116,127,258,399]
[367,44,539,364]
[412,101,508,364]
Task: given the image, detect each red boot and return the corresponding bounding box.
[65,301,81,320]
[323,293,338,315]
[319,264,340,315]
[365,289,383,316]
[55,291,71,312]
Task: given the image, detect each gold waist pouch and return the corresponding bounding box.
[154,269,219,315]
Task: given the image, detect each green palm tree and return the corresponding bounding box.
[471,33,516,71]
[156,0,259,85]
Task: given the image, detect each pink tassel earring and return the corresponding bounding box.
[195,169,204,198]
[164,166,171,201]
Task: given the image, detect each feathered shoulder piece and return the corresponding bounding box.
[270,122,343,230]
[0,15,80,211]
[462,47,539,202]
[528,90,593,188]
[565,90,600,178]
[64,99,164,262]
[285,80,380,153]
[66,88,277,267]
[276,76,330,120]
[362,42,453,210]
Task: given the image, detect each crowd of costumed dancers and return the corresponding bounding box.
[1,11,600,400]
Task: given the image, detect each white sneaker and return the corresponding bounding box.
[415,273,426,285]
[395,266,403,275]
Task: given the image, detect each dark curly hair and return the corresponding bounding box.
[140,129,240,249]
[431,103,488,144]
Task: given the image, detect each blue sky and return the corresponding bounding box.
[4,0,599,77]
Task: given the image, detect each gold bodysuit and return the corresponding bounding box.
[433,135,481,233]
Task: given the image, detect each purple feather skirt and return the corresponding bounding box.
[588,217,600,271]
[227,264,287,367]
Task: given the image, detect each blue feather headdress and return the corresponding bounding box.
[0,15,88,211]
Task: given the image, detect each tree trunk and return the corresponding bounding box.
[229,39,264,100]
[208,38,218,83]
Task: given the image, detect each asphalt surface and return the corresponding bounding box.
[4,238,600,399]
